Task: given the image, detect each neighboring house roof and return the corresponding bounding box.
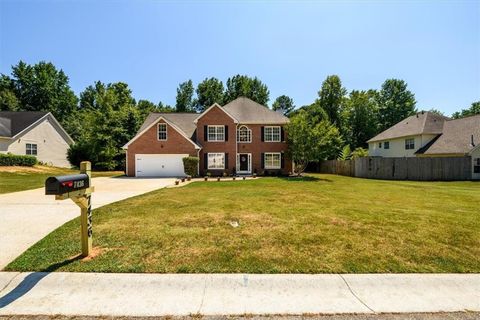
[223,97,289,124]
[0,111,49,137]
[0,111,73,144]
[368,112,449,142]
[417,114,480,155]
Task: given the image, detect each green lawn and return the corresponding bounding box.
[6,174,480,273]
[0,166,123,194]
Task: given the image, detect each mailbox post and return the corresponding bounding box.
[45,161,95,257]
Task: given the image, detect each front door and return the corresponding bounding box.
[237,153,251,174]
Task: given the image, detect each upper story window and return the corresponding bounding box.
[207,125,225,141]
[237,125,252,143]
[405,138,415,150]
[384,141,390,149]
[264,126,281,142]
[158,123,167,141]
[26,143,37,156]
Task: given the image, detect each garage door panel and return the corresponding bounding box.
[135,154,188,177]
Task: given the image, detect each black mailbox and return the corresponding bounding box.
[45,174,90,195]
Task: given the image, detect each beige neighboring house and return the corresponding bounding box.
[368,111,480,180]
[0,111,74,167]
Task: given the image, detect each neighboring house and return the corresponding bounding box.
[123,97,292,177]
[368,111,480,180]
[0,111,74,167]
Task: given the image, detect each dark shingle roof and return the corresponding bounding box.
[137,113,198,139]
[368,112,449,142]
[0,111,49,137]
[223,97,289,124]
[419,114,480,155]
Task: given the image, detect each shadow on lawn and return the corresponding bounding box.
[0,255,82,308]
[278,175,332,182]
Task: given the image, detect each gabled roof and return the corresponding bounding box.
[223,97,289,124]
[0,111,49,137]
[417,114,480,155]
[368,112,449,142]
[137,113,198,139]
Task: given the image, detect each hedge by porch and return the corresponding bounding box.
[183,156,199,177]
[0,153,37,166]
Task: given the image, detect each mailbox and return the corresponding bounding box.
[45,174,90,195]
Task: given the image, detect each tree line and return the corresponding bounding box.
[1,60,478,170]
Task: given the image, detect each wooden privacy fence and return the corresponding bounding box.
[316,157,472,181]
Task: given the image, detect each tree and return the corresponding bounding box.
[337,145,352,161]
[286,110,343,175]
[1,61,78,123]
[317,75,347,126]
[343,90,379,148]
[175,80,195,112]
[377,79,416,131]
[272,95,295,116]
[428,108,444,116]
[195,77,224,112]
[452,101,480,119]
[224,75,269,105]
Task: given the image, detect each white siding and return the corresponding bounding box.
[0,138,10,153]
[472,147,480,180]
[6,119,71,167]
[368,134,438,158]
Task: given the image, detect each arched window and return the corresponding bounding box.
[237,125,252,143]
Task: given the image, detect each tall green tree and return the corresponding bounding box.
[377,79,416,131]
[272,95,295,116]
[195,77,224,112]
[224,75,269,106]
[0,61,78,123]
[452,101,480,119]
[286,109,343,175]
[317,75,347,126]
[343,90,379,148]
[175,80,195,112]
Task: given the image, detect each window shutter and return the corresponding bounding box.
[261,153,265,169]
[204,125,208,141]
[225,153,229,169]
[261,127,265,142]
[281,127,285,142]
[204,153,208,170]
[281,153,285,169]
[225,125,228,141]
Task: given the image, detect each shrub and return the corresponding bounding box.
[0,153,37,166]
[67,142,92,168]
[182,156,199,177]
[351,147,369,159]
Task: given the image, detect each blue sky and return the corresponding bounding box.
[1,0,479,115]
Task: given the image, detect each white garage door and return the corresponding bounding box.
[135,154,188,177]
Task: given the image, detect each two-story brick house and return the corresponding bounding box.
[123,97,292,177]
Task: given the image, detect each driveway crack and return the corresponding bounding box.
[0,272,22,296]
[338,274,376,313]
[196,275,207,314]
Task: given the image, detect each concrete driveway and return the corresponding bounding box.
[0,177,175,269]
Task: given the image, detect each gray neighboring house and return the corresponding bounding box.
[368,111,480,180]
[0,111,74,167]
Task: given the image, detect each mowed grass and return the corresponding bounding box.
[0,166,123,194]
[6,174,480,273]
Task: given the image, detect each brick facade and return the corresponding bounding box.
[126,119,197,176]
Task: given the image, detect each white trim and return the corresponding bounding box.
[125,150,129,176]
[207,125,226,142]
[193,103,238,124]
[123,117,201,149]
[157,123,167,141]
[264,126,281,142]
[8,113,74,144]
[468,144,480,155]
[237,125,252,143]
[207,152,225,170]
[236,153,252,174]
[264,152,282,169]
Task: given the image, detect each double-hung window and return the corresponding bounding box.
[384,141,390,149]
[474,158,480,174]
[264,152,281,169]
[237,126,251,143]
[208,125,225,142]
[405,138,415,150]
[264,126,281,142]
[158,123,167,141]
[208,153,225,169]
[378,142,382,148]
[26,143,37,156]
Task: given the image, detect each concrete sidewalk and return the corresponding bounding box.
[0,273,478,316]
[0,177,175,269]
